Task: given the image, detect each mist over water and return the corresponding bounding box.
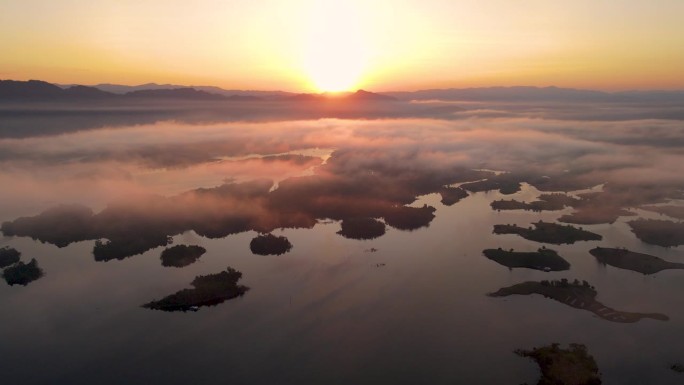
[1,99,683,384]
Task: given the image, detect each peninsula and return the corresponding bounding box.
[493,221,602,244]
[488,279,668,323]
[590,247,684,275]
[483,247,570,271]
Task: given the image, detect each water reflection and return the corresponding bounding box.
[0,101,683,384]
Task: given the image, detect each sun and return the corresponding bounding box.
[301,1,370,92]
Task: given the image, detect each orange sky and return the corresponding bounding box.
[1,0,683,92]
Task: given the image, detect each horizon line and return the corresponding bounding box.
[4,78,684,95]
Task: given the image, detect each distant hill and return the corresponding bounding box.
[347,89,397,101]
[4,80,684,104]
[385,86,684,102]
[0,80,236,101]
[286,89,397,102]
[80,83,293,99]
[62,85,114,99]
[0,80,64,99]
[124,88,227,100]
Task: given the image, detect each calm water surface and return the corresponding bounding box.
[1,104,683,384]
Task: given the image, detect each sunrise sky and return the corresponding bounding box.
[2,0,683,92]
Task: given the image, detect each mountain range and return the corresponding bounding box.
[2,79,684,103]
[0,80,397,102]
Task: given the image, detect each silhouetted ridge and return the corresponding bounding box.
[0,80,230,101]
[0,80,64,99]
[63,85,114,99]
[89,83,291,98]
[286,89,396,102]
[347,89,396,101]
[386,86,684,102]
[124,88,227,100]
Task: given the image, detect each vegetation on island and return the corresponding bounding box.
[382,204,436,231]
[491,193,579,212]
[143,267,248,312]
[515,343,602,385]
[641,205,684,220]
[461,173,522,195]
[250,233,293,255]
[160,245,207,267]
[559,207,635,225]
[489,191,635,225]
[0,204,95,247]
[94,235,172,262]
[337,217,386,240]
[590,247,684,275]
[0,246,21,268]
[439,187,469,206]
[483,247,570,271]
[3,258,44,286]
[493,221,602,244]
[627,219,684,247]
[488,279,668,323]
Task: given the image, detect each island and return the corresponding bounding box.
[483,247,570,271]
[3,258,44,286]
[460,174,521,195]
[491,193,579,212]
[515,343,602,385]
[160,245,207,267]
[337,217,386,240]
[249,233,293,255]
[628,219,684,247]
[143,267,248,312]
[439,187,469,206]
[671,363,684,373]
[382,204,436,231]
[0,246,21,268]
[559,207,635,225]
[641,205,684,220]
[590,247,684,275]
[493,221,602,244]
[488,279,668,323]
[94,235,172,262]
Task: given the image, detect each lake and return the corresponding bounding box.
[1,100,683,384]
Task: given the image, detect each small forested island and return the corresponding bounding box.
[0,204,95,247]
[491,193,579,212]
[590,247,684,275]
[628,219,684,247]
[0,246,21,268]
[143,267,248,312]
[382,204,436,231]
[249,233,293,255]
[94,235,172,262]
[460,174,521,195]
[559,207,635,225]
[493,221,602,244]
[516,343,601,385]
[641,205,684,220]
[3,258,44,286]
[483,247,570,271]
[160,245,207,267]
[439,187,469,206]
[488,279,668,323]
[337,217,386,240]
